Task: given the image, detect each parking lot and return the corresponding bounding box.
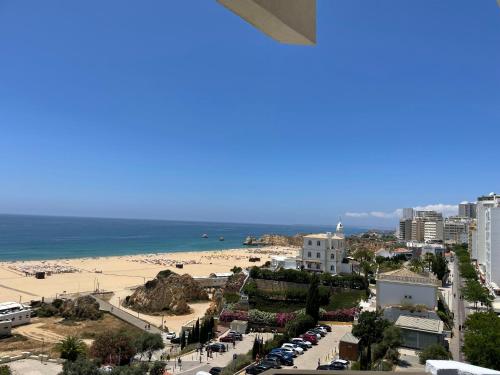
[293,324,353,370]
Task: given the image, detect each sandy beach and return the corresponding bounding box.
[0,246,298,334]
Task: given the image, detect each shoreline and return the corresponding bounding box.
[0,246,299,303]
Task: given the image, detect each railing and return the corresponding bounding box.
[378,274,441,286]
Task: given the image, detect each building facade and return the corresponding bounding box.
[485,206,500,288]
[459,202,477,219]
[424,219,444,242]
[399,218,413,241]
[299,221,346,274]
[376,269,440,310]
[444,217,468,244]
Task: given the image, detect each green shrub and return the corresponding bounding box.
[418,344,451,364]
[285,314,315,338]
[0,365,12,375]
[220,354,252,375]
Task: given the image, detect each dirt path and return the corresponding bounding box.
[13,322,65,344]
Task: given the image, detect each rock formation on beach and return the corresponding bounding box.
[258,234,304,247]
[125,270,209,315]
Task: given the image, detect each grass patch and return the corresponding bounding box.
[324,289,365,310]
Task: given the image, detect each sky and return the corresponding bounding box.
[0,1,499,228]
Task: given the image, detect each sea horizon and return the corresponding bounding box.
[0,214,378,262]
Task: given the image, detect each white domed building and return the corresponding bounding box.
[299,220,351,275]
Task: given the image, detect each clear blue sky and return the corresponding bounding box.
[1,1,499,228]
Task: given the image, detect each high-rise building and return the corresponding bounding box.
[399,218,413,241]
[476,193,500,266]
[444,217,468,244]
[459,202,477,219]
[485,205,500,287]
[424,219,444,242]
[415,210,443,220]
[402,208,414,220]
[469,221,477,259]
[411,219,425,242]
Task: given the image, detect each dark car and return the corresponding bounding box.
[209,367,223,375]
[209,343,226,352]
[316,363,346,371]
[228,331,243,341]
[317,324,332,332]
[310,328,326,337]
[261,358,282,369]
[245,364,272,375]
[170,337,181,344]
[266,353,294,366]
[219,335,235,343]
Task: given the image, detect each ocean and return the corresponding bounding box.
[0,214,365,261]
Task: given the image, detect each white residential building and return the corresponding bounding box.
[424,219,444,242]
[299,221,347,274]
[485,205,500,287]
[402,208,414,220]
[476,193,500,266]
[376,269,440,310]
[0,302,32,327]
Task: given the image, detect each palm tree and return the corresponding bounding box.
[56,336,87,362]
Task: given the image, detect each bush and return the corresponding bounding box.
[285,314,315,338]
[276,312,296,327]
[220,354,252,375]
[0,365,11,375]
[90,329,137,366]
[223,292,241,304]
[249,310,276,326]
[36,303,59,317]
[61,357,100,375]
[320,308,358,322]
[219,310,248,323]
[418,344,451,364]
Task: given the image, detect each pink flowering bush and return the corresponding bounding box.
[276,312,296,327]
[320,307,358,322]
[219,310,248,323]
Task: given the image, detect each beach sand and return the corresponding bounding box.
[0,246,299,333]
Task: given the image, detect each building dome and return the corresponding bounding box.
[336,220,344,233]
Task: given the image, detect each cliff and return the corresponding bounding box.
[125,270,209,315]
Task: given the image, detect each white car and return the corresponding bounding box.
[282,343,304,355]
[306,331,321,340]
[315,327,328,334]
[165,332,176,340]
[292,338,312,348]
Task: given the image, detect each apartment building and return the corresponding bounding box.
[444,217,468,244]
[459,201,477,219]
[299,221,347,274]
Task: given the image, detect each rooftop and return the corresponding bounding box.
[339,332,360,344]
[377,268,441,287]
[395,315,444,334]
[0,302,30,315]
[304,233,344,240]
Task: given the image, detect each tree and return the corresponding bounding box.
[461,280,493,310]
[56,336,88,361]
[418,344,451,364]
[305,273,320,322]
[424,253,435,271]
[372,325,401,365]
[180,330,186,349]
[135,332,164,361]
[150,361,166,375]
[463,312,500,370]
[61,357,100,375]
[193,319,200,342]
[352,311,390,370]
[90,329,137,366]
[353,248,374,263]
[285,314,315,338]
[409,258,425,274]
[0,366,11,375]
[431,254,448,282]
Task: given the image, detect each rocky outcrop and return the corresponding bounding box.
[61,295,103,321]
[125,271,209,315]
[259,234,303,247]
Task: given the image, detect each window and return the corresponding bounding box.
[330,265,335,271]
[316,264,320,270]
[316,252,320,258]
[330,253,335,260]
[317,241,321,246]
[307,263,312,269]
[307,251,312,258]
[308,240,312,246]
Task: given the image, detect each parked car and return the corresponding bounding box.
[305,331,322,340]
[266,353,294,366]
[261,357,282,369]
[330,359,349,368]
[165,332,176,339]
[291,338,312,348]
[228,331,243,340]
[310,328,326,337]
[289,340,309,351]
[281,343,304,355]
[209,343,226,352]
[219,335,235,343]
[170,337,181,344]
[314,326,328,335]
[209,367,223,375]
[301,333,318,345]
[271,347,296,358]
[317,324,332,332]
[245,364,271,375]
[317,362,346,371]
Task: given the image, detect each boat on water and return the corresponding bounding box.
[219,236,224,241]
[201,234,208,238]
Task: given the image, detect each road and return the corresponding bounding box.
[450,257,466,361]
